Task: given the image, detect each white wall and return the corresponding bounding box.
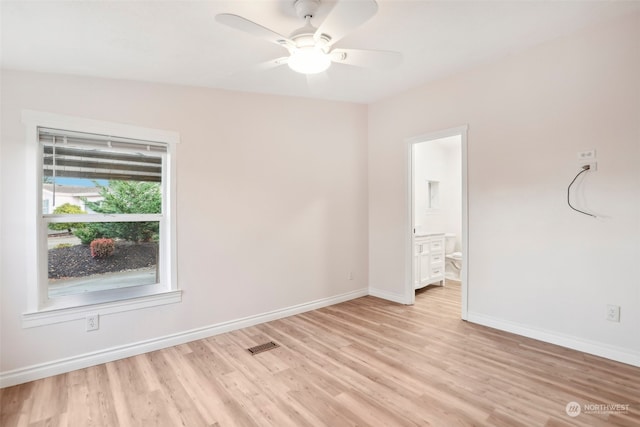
[369,13,640,365]
[0,70,368,379]
[413,137,462,247]
[442,141,462,250]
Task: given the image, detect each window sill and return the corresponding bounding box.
[22,290,182,328]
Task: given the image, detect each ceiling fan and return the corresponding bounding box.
[215,0,401,75]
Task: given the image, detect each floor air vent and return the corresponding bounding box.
[247,341,280,355]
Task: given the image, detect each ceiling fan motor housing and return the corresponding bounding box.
[291,0,330,49]
[288,0,331,75]
[290,26,330,49]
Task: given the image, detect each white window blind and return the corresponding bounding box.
[40,127,165,182]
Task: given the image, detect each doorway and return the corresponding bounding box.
[405,126,468,319]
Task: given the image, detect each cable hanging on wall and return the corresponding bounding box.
[567,165,596,218]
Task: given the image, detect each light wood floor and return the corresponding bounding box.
[2,282,639,426]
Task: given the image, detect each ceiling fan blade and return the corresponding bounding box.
[315,0,378,47]
[331,48,402,69]
[256,57,289,71]
[216,14,293,50]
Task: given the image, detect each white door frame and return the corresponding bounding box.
[405,125,469,320]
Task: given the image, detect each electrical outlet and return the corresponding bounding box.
[577,150,596,161]
[348,271,354,280]
[580,161,597,171]
[86,314,99,331]
[606,305,620,322]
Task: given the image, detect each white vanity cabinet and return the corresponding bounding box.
[414,233,445,289]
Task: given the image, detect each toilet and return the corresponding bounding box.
[445,233,462,281]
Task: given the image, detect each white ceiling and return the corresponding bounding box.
[2,1,639,104]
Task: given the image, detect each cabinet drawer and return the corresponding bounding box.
[430,265,444,278]
[430,253,444,264]
[430,239,444,251]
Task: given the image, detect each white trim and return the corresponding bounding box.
[22,110,180,145]
[368,287,410,304]
[22,290,182,328]
[165,131,178,300]
[467,312,640,368]
[460,129,469,321]
[45,214,161,223]
[25,122,40,312]
[405,126,469,319]
[2,287,368,388]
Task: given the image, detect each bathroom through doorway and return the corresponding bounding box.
[406,126,468,319]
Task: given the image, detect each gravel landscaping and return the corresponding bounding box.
[48,241,158,280]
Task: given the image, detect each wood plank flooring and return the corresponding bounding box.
[2,282,639,426]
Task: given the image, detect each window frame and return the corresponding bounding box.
[22,110,181,328]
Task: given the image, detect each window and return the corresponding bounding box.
[22,111,180,327]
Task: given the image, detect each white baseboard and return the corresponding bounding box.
[0,288,368,388]
[467,311,640,368]
[368,287,410,304]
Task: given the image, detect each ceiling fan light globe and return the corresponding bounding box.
[288,47,331,74]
